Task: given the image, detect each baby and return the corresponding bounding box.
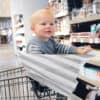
[27,7,92,55]
[26,7,93,100]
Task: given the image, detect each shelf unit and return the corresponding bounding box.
[48,0,71,44]
[79,56,100,87]
[70,15,100,24]
[48,0,100,46]
[0,17,12,44]
[48,0,100,33]
[79,75,100,87]
[48,0,70,36]
[12,14,26,52]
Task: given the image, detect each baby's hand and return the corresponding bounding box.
[83,45,93,54]
[77,45,93,55]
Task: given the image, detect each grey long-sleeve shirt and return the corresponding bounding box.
[26,36,77,54]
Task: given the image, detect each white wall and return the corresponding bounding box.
[10,0,48,43]
[0,0,11,17]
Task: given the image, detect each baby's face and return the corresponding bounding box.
[83,0,92,4]
[32,14,55,41]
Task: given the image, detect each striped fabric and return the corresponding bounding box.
[26,36,77,54]
[18,52,91,97]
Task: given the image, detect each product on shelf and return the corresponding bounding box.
[70,32,100,49]
[83,57,100,81]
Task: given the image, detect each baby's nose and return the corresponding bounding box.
[46,24,52,28]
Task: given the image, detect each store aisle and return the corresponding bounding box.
[0,44,14,56]
[0,44,18,70]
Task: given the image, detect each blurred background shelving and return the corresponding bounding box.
[48,0,100,48]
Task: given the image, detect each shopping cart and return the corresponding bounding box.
[0,67,67,100]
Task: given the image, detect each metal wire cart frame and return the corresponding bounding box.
[0,67,67,100]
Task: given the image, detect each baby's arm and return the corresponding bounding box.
[26,43,43,54]
[76,45,92,55]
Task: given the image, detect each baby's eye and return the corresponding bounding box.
[50,23,54,26]
[40,22,54,26]
[41,23,46,25]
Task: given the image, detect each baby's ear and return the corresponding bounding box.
[31,26,34,31]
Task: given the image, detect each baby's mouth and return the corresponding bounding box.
[45,31,52,34]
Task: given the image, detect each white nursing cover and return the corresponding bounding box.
[18,52,95,97]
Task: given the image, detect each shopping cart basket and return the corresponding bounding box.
[0,67,67,100]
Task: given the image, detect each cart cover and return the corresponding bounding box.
[18,52,95,96]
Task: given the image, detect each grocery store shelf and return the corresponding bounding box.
[54,31,70,36]
[79,75,100,87]
[87,57,100,67]
[70,15,100,24]
[55,11,68,18]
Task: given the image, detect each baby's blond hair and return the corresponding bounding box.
[30,7,54,26]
